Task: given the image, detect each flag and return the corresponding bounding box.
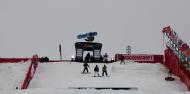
[172,30,178,41]
[162,26,172,33]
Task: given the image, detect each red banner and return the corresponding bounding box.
[124,54,154,61]
[115,54,155,62]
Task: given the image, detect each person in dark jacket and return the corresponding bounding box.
[94,65,99,76]
[120,55,125,64]
[83,62,89,73]
[85,53,91,62]
[102,64,108,76]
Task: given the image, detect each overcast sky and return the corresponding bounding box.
[0,0,190,60]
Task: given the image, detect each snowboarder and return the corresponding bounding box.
[82,62,89,73]
[102,64,108,76]
[120,55,125,64]
[94,65,99,76]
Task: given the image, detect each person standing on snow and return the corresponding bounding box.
[94,65,99,76]
[120,55,125,64]
[83,62,89,73]
[102,64,108,76]
[85,52,91,62]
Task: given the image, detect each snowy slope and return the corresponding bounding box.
[0,61,31,90]
[0,61,189,94]
[29,62,188,93]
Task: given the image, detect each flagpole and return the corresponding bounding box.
[59,44,62,60]
[163,33,165,47]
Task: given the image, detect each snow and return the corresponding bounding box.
[0,61,31,90]
[0,88,190,94]
[28,62,188,93]
[0,61,189,94]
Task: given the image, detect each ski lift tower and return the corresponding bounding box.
[126,45,131,55]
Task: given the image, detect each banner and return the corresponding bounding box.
[124,54,154,61]
[115,54,154,61]
[77,32,97,39]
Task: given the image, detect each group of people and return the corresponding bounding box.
[82,62,108,77]
[94,64,108,76]
[82,53,126,77]
[85,52,109,63]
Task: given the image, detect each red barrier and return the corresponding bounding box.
[0,58,31,63]
[21,55,39,89]
[164,48,190,90]
[21,63,32,89]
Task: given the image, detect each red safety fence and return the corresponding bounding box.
[164,48,190,90]
[0,57,69,63]
[0,58,31,63]
[48,60,71,62]
[115,54,163,63]
[21,55,39,89]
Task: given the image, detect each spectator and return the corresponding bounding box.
[120,55,125,64]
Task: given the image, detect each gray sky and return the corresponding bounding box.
[0,0,190,60]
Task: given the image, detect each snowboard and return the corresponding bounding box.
[81,72,91,74]
[92,75,110,77]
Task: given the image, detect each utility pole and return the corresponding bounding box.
[59,44,62,60]
[126,45,131,55]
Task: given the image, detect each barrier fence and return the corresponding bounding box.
[0,58,31,63]
[162,26,190,90]
[21,55,39,89]
[164,48,190,90]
